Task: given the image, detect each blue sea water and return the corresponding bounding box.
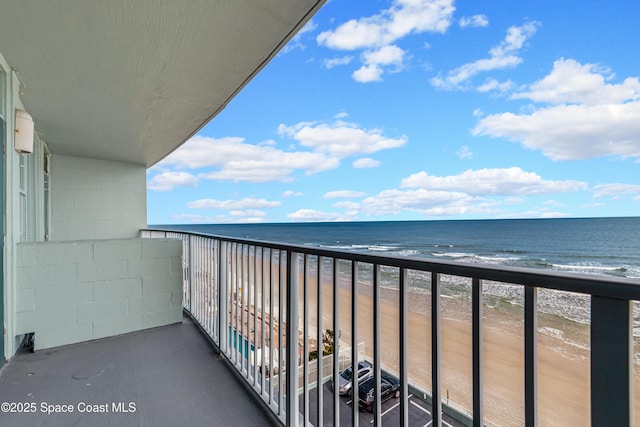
[156,217,640,279]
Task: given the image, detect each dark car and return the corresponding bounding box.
[357,374,400,412]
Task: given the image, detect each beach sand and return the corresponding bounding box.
[300,273,640,426]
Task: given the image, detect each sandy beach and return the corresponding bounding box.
[301,273,640,426]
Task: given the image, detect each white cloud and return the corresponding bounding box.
[513,58,640,105]
[360,188,486,216]
[287,209,342,222]
[279,119,407,158]
[477,78,514,93]
[324,190,367,199]
[401,167,587,196]
[187,197,281,210]
[593,183,640,199]
[282,190,304,197]
[430,21,539,90]
[317,0,454,50]
[364,45,405,66]
[459,15,489,28]
[353,157,381,168]
[147,171,198,192]
[456,146,473,159]
[170,213,266,224]
[317,0,454,82]
[498,209,572,219]
[353,45,406,82]
[154,116,406,185]
[325,56,353,68]
[474,103,640,160]
[353,64,384,82]
[473,59,640,161]
[159,135,339,183]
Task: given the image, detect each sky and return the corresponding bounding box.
[147,0,640,225]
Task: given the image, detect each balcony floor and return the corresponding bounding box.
[0,316,276,427]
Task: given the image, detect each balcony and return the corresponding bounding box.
[0,316,276,426]
[138,229,640,427]
[2,229,638,426]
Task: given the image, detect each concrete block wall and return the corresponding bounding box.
[50,155,147,241]
[16,238,183,350]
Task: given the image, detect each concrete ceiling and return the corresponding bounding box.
[0,0,325,166]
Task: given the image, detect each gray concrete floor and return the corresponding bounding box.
[0,317,277,427]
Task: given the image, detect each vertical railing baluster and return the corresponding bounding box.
[253,246,259,388]
[241,244,247,373]
[242,245,255,380]
[219,241,228,355]
[317,256,324,427]
[279,250,285,417]
[303,254,309,426]
[431,272,442,427]
[269,249,275,406]
[235,243,240,367]
[259,246,265,394]
[399,267,408,427]
[524,286,537,427]
[351,261,359,427]
[591,296,632,426]
[214,239,220,345]
[373,264,381,426]
[472,277,483,427]
[332,258,340,427]
[285,251,300,427]
[188,235,194,313]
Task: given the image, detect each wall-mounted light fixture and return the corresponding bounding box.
[15,109,34,154]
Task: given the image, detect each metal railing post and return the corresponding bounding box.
[524,286,538,427]
[219,241,228,355]
[591,295,632,426]
[332,258,340,427]
[373,265,382,425]
[351,261,359,427]
[431,272,442,427]
[472,277,483,427]
[188,235,194,313]
[286,251,300,427]
[399,267,408,427]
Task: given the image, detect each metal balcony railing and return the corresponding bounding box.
[141,229,639,427]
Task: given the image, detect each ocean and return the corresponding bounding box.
[154,217,640,341]
[156,217,640,279]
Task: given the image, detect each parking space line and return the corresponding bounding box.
[368,400,401,424]
[410,399,431,415]
[423,421,432,427]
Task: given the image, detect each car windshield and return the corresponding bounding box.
[340,368,353,381]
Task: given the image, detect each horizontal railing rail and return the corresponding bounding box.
[142,228,640,427]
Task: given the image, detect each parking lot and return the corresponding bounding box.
[302,382,464,427]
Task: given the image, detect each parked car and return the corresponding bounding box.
[331,361,373,395]
[357,375,400,412]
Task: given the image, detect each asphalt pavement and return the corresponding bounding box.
[300,381,465,427]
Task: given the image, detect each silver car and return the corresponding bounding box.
[332,361,373,395]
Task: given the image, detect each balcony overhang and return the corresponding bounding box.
[0,0,325,166]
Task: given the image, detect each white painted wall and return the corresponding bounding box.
[50,155,147,241]
[16,238,183,350]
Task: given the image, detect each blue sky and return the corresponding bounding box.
[147,0,640,224]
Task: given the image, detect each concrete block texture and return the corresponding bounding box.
[15,238,183,351]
